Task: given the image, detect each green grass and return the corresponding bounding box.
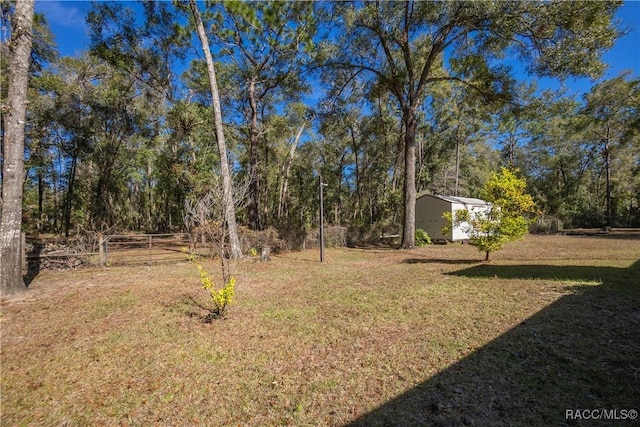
[1,235,639,426]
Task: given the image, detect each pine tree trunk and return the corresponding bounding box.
[1,0,34,297]
[189,0,241,258]
[350,123,362,222]
[604,128,612,229]
[64,154,78,237]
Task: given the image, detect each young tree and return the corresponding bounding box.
[444,168,536,261]
[322,0,621,248]
[184,174,251,320]
[1,0,34,296]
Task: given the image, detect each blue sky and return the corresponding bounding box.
[36,0,640,98]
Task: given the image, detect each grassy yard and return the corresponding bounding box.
[1,235,639,426]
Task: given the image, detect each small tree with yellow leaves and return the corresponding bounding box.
[195,263,235,320]
[184,174,251,320]
[444,168,536,261]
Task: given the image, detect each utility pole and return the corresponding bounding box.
[319,176,328,262]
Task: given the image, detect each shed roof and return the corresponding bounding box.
[418,194,489,206]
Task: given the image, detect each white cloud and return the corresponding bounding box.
[36,1,88,30]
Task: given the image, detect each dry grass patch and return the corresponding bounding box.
[2,235,639,426]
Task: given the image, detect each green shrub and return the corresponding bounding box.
[415,228,432,246]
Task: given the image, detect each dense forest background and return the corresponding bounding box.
[2,1,639,243]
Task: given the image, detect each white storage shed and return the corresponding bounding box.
[415,194,491,241]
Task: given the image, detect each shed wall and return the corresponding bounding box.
[451,203,470,241]
[415,195,453,240]
[415,195,491,241]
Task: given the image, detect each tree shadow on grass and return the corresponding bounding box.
[447,263,639,283]
[345,260,640,426]
[172,294,223,324]
[402,258,481,265]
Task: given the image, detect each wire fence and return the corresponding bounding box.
[99,233,192,266]
[23,233,194,272]
[22,226,351,273]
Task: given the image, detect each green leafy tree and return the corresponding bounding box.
[88,0,188,102]
[520,93,586,228]
[201,1,316,230]
[444,168,536,261]
[419,81,492,196]
[321,0,621,248]
[28,53,165,234]
[22,13,59,234]
[88,0,191,232]
[525,77,640,229]
[29,56,95,236]
[486,82,541,170]
[578,73,640,227]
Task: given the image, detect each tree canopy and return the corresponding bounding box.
[3,0,638,256]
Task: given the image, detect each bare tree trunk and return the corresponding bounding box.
[1,0,34,296]
[454,132,460,197]
[247,78,260,230]
[350,122,362,222]
[278,125,304,219]
[189,0,241,258]
[508,134,516,168]
[37,168,43,231]
[416,132,424,191]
